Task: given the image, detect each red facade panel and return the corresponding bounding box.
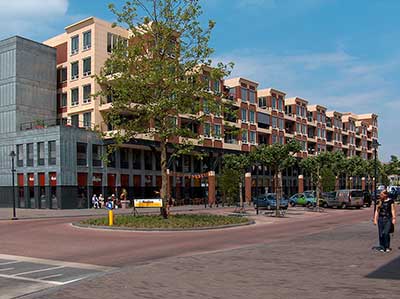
[28,173,34,187]
[56,42,68,64]
[17,174,24,186]
[38,173,45,187]
[107,174,116,187]
[77,173,88,187]
[49,172,57,186]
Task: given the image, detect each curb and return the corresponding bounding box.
[72,219,255,232]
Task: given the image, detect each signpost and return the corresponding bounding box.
[132,198,163,215]
[106,201,114,226]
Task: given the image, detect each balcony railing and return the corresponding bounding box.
[20,118,96,131]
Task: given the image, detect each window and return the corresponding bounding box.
[57,67,67,83]
[250,131,256,144]
[71,35,79,54]
[296,123,300,133]
[48,141,56,165]
[132,149,141,169]
[213,80,220,93]
[107,32,127,53]
[83,84,91,103]
[83,112,91,128]
[144,151,153,170]
[17,144,24,167]
[279,118,284,130]
[77,143,87,166]
[272,135,277,144]
[241,109,247,122]
[278,99,283,111]
[203,99,209,114]
[272,117,277,128]
[302,124,307,134]
[279,136,284,144]
[61,93,67,107]
[258,97,267,108]
[71,61,79,80]
[71,114,79,127]
[120,148,130,169]
[92,145,102,167]
[272,97,276,109]
[108,151,116,168]
[37,142,45,166]
[241,130,248,143]
[240,88,247,102]
[229,88,236,99]
[214,124,221,138]
[317,128,321,138]
[249,111,255,124]
[26,143,33,167]
[83,57,91,76]
[71,88,79,106]
[204,123,211,137]
[249,91,256,104]
[83,30,91,50]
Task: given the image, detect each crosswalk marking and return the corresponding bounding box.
[14,266,64,277]
[37,273,63,280]
[0,261,20,266]
[0,268,14,272]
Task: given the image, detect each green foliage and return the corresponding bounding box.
[218,168,241,206]
[81,214,249,229]
[320,167,336,192]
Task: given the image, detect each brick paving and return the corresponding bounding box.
[26,218,400,299]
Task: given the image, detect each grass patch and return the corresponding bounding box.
[80,214,250,229]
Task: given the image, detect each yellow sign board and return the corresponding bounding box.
[134,198,163,208]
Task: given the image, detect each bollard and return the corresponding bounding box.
[108,209,114,226]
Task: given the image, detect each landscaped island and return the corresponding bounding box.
[79,214,252,230]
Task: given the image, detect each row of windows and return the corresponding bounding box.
[316,112,326,123]
[316,128,327,139]
[65,112,92,129]
[241,109,255,123]
[296,105,307,117]
[58,84,92,108]
[271,117,285,130]
[241,130,257,144]
[57,57,91,84]
[203,123,222,138]
[71,30,92,55]
[271,97,284,111]
[271,135,285,145]
[16,142,56,167]
[296,123,308,134]
[240,88,256,103]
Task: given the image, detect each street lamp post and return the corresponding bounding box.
[255,163,259,215]
[10,151,17,220]
[372,139,380,213]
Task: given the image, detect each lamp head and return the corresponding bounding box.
[10,151,16,158]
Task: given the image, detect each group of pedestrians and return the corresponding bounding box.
[91,191,125,209]
[374,189,397,252]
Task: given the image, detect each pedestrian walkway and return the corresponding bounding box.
[0,254,113,299]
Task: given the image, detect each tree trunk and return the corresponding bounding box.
[275,170,282,217]
[160,139,168,218]
[239,180,243,209]
[316,167,320,208]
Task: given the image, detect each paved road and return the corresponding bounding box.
[0,207,373,267]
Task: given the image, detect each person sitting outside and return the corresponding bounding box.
[91,194,99,209]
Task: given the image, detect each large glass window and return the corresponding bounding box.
[258,97,267,108]
[249,111,255,124]
[240,88,247,102]
[272,97,276,109]
[77,143,87,166]
[92,144,102,167]
[61,93,67,107]
[83,112,91,128]
[204,123,211,137]
[249,91,255,104]
[120,148,129,169]
[17,144,24,167]
[37,142,45,166]
[278,98,283,111]
[107,32,127,53]
[71,62,79,80]
[108,151,116,168]
[250,131,256,144]
[27,143,33,166]
[132,149,141,169]
[241,130,248,143]
[71,88,79,106]
[214,124,221,138]
[83,30,91,50]
[71,114,79,127]
[71,35,79,54]
[272,117,277,128]
[57,67,67,83]
[83,57,91,76]
[48,141,56,165]
[241,109,247,122]
[83,84,91,103]
[144,151,153,170]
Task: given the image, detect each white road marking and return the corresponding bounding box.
[37,273,63,280]
[0,268,14,272]
[0,261,20,266]
[14,266,65,277]
[0,273,62,285]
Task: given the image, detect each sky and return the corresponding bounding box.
[0,0,399,161]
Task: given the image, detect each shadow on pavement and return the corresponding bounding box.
[366,255,400,280]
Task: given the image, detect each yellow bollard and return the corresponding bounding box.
[108,209,114,226]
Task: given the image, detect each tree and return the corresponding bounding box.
[253,141,301,216]
[221,153,251,210]
[96,0,232,217]
[320,167,336,192]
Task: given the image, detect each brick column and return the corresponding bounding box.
[361,177,366,190]
[245,172,252,203]
[208,171,216,206]
[298,175,304,193]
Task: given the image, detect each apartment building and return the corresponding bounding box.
[0,17,379,208]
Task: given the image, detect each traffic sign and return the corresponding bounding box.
[106,202,113,210]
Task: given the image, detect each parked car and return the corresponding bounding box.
[387,186,400,201]
[335,189,364,209]
[319,191,337,208]
[289,192,316,207]
[253,193,289,210]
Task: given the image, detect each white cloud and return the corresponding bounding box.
[0,0,70,40]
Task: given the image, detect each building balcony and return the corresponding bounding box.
[20,118,96,132]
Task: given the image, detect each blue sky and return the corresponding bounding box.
[1,0,398,161]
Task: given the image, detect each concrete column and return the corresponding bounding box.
[245,172,252,203]
[298,175,304,193]
[208,171,216,206]
[361,177,366,190]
